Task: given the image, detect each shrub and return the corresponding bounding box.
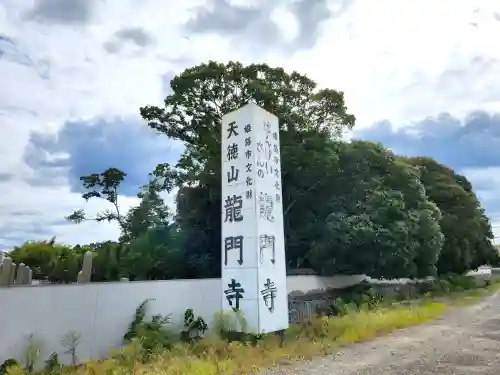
[328,297,349,316]
[3,365,24,375]
[446,275,478,290]
[124,299,174,354]
[435,279,452,293]
[180,308,208,343]
[44,352,60,372]
[211,309,257,343]
[0,359,19,375]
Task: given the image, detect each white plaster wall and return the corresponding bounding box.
[0,278,221,367]
[286,274,366,293]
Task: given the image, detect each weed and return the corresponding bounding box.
[23,334,41,372]
[124,299,174,354]
[180,308,208,342]
[43,352,60,373]
[0,359,19,375]
[60,331,81,366]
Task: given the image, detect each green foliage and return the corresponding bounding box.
[43,352,60,372]
[65,168,127,227]
[119,226,184,281]
[140,61,355,277]
[308,141,444,279]
[124,299,173,353]
[0,359,19,375]
[9,239,78,282]
[180,308,208,342]
[318,275,487,319]
[405,157,497,275]
[444,274,479,290]
[119,177,171,243]
[6,60,498,282]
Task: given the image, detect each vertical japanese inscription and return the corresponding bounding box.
[258,192,274,222]
[244,123,253,200]
[225,235,243,265]
[225,279,245,312]
[259,234,276,264]
[256,119,282,269]
[224,195,243,223]
[222,104,287,332]
[223,120,251,268]
[260,278,277,313]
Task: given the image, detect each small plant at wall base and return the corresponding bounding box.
[44,352,60,372]
[23,334,41,373]
[2,364,25,375]
[212,309,257,343]
[124,299,173,354]
[0,359,19,375]
[61,331,81,366]
[180,308,208,342]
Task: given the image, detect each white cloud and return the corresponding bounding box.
[2,0,500,246]
[0,176,141,249]
[289,0,500,127]
[271,7,300,43]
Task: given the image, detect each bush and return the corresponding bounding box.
[0,359,19,375]
[414,276,481,297]
[124,299,174,354]
[180,308,208,343]
[445,275,478,290]
[44,352,60,372]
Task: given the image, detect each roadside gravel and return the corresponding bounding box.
[260,293,500,375]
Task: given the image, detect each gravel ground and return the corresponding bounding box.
[261,292,500,375]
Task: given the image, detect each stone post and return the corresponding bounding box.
[15,263,25,285]
[77,251,93,283]
[22,266,31,285]
[0,257,12,286]
[9,263,16,285]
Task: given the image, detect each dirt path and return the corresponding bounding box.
[262,293,500,375]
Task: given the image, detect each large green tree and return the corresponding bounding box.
[140,61,356,276]
[307,141,444,279]
[405,157,497,274]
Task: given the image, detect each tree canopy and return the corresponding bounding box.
[139,61,356,277]
[405,157,498,274]
[5,60,497,282]
[307,141,444,279]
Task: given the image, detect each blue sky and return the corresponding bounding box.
[1,0,500,249]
